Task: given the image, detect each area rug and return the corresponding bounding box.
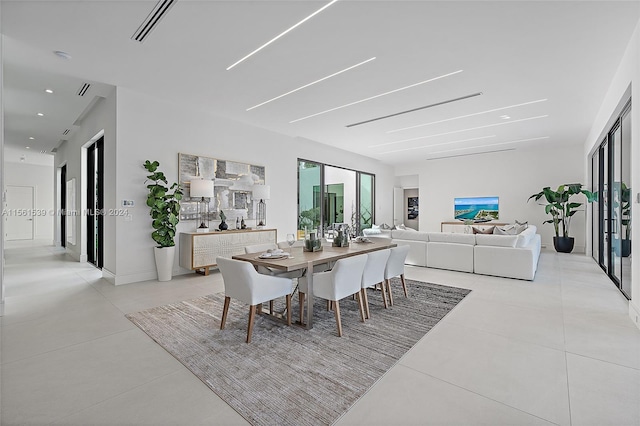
[126,278,471,426]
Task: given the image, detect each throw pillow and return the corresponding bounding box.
[366,227,382,235]
[493,226,518,235]
[472,226,495,234]
[514,224,528,234]
[396,224,407,230]
[371,224,381,230]
[380,223,391,230]
[515,220,528,228]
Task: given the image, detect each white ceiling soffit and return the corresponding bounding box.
[1,1,639,165]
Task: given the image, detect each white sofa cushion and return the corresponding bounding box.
[427,232,475,245]
[516,226,537,248]
[427,242,474,273]
[391,240,427,266]
[475,234,518,248]
[392,229,429,242]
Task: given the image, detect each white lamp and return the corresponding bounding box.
[252,184,270,227]
[190,179,214,232]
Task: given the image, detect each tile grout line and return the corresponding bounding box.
[560,267,574,426]
[399,363,561,426]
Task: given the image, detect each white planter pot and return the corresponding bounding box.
[154,246,175,282]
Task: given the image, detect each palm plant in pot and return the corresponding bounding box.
[144,160,183,281]
[528,183,596,253]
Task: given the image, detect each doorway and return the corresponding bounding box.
[5,186,35,240]
[86,137,104,268]
[60,164,66,248]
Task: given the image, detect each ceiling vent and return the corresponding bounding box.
[63,129,71,135]
[77,83,91,97]
[131,0,178,43]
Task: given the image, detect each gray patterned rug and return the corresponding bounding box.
[126,278,471,426]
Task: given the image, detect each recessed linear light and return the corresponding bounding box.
[29,137,35,140]
[227,0,340,71]
[500,115,510,119]
[426,148,516,161]
[423,136,550,156]
[37,113,44,116]
[377,135,497,155]
[45,89,54,94]
[346,92,483,128]
[247,57,376,111]
[290,69,464,123]
[386,98,548,134]
[369,115,549,148]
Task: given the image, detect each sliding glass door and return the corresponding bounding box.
[591,100,631,299]
[297,159,375,238]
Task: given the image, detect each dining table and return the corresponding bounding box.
[232,240,397,329]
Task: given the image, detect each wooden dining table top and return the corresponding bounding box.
[231,240,397,271]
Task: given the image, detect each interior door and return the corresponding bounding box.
[5,186,34,240]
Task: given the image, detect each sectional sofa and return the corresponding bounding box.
[363,226,541,280]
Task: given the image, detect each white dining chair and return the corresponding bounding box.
[384,245,410,306]
[216,257,293,343]
[298,254,367,337]
[361,249,391,318]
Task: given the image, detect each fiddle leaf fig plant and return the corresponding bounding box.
[144,160,183,247]
[528,183,596,238]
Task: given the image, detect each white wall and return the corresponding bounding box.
[395,144,587,251]
[4,162,54,240]
[54,89,117,266]
[1,6,4,313]
[583,18,640,327]
[113,87,394,284]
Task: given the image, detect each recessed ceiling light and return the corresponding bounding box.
[37,113,44,116]
[377,135,497,155]
[45,89,54,94]
[247,57,376,111]
[25,146,30,149]
[54,50,72,60]
[29,137,35,140]
[386,98,548,133]
[290,70,463,123]
[227,0,340,70]
[370,115,549,148]
[500,115,510,119]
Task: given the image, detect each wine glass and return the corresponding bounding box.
[286,233,296,253]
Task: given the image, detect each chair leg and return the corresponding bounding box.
[356,291,365,323]
[387,278,394,306]
[220,296,231,330]
[299,292,305,324]
[286,294,292,326]
[246,305,257,343]
[327,300,331,311]
[257,304,263,314]
[269,300,274,315]
[362,288,370,319]
[333,300,343,337]
[401,273,408,297]
[380,281,388,309]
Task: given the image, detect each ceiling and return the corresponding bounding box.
[2,0,639,166]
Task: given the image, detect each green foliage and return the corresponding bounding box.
[618,182,632,239]
[219,210,226,222]
[299,207,320,230]
[144,160,183,248]
[528,183,595,238]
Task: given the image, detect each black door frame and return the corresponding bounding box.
[60,164,66,248]
[86,137,104,268]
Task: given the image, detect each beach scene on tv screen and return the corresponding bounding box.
[454,196,499,220]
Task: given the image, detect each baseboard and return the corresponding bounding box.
[629,302,640,331]
[101,268,116,285]
[79,254,88,263]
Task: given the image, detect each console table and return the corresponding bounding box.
[440,221,509,233]
[179,229,277,275]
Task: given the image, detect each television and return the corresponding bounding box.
[454,196,499,221]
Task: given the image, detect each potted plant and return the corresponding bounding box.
[144,160,183,281]
[528,183,596,253]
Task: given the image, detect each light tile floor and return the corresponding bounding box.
[1,241,639,425]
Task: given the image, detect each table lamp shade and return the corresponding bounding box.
[252,184,270,200]
[190,179,214,198]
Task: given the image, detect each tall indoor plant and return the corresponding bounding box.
[528,183,596,253]
[144,160,183,281]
